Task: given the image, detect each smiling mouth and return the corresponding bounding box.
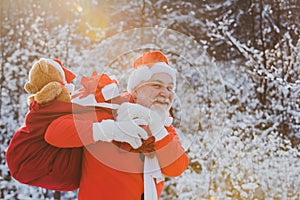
[152,97,171,106]
[152,98,170,106]
[154,101,169,105]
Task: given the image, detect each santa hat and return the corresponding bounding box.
[47,58,76,84]
[46,58,76,93]
[72,72,120,108]
[127,51,176,93]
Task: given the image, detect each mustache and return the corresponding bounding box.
[152,97,171,104]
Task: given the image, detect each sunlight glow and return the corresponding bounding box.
[72,2,109,41]
[76,4,83,13]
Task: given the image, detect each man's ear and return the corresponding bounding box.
[131,89,137,101]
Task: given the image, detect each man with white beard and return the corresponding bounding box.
[45,51,188,200]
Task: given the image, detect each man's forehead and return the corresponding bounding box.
[149,73,174,85]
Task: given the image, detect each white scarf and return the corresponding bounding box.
[143,116,172,200]
[144,155,164,200]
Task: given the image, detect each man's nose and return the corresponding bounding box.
[159,86,171,97]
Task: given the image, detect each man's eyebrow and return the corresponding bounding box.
[152,79,174,86]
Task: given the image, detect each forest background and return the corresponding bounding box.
[0,0,299,199]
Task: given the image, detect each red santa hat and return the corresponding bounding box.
[47,58,76,84]
[127,51,176,93]
[72,72,120,108]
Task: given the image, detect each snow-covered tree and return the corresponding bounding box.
[1,0,299,199]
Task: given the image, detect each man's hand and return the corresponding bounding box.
[117,102,163,129]
[92,119,149,149]
[116,102,151,122]
[116,102,171,141]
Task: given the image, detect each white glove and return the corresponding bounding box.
[92,119,149,149]
[117,102,152,122]
[117,102,164,125]
[148,116,168,141]
[117,102,172,141]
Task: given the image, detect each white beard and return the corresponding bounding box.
[150,103,169,123]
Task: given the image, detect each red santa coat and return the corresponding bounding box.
[45,105,189,200]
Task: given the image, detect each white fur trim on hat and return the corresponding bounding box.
[47,59,66,83]
[127,62,176,93]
